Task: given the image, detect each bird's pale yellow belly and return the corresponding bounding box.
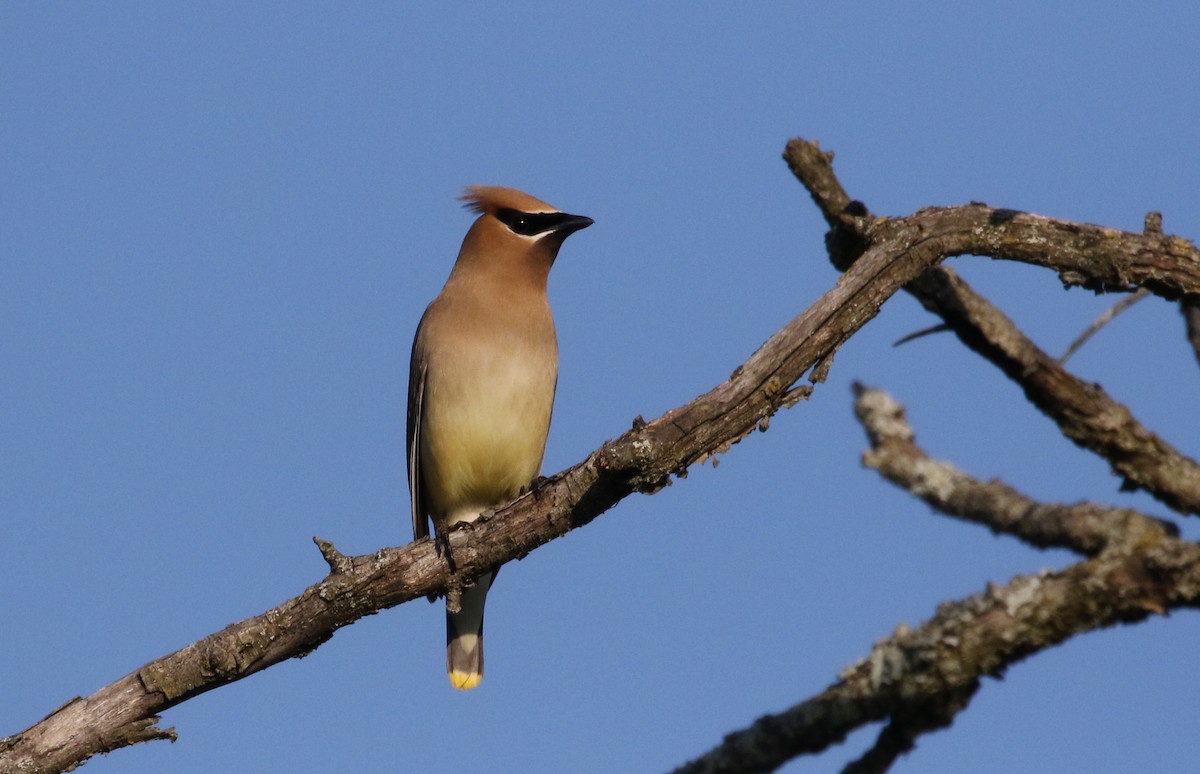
[419,348,554,527]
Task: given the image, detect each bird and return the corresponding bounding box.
[407,185,593,690]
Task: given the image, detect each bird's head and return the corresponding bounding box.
[454,186,593,284]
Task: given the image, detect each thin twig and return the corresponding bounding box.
[1058,289,1149,364]
[1183,300,1200,367]
[892,324,952,348]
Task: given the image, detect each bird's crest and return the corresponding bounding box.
[460,186,557,216]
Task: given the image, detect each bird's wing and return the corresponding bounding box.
[407,327,431,541]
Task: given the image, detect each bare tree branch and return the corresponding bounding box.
[907,268,1200,515]
[853,383,1178,555]
[674,386,1200,774]
[784,137,1200,516]
[786,137,1200,301]
[783,138,854,226]
[675,541,1200,774]
[840,687,974,774]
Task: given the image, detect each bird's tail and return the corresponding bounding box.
[446,570,494,690]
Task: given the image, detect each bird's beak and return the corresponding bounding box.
[552,213,594,236]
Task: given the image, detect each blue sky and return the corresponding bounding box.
[3,3,1199,772]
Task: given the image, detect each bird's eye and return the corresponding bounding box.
[495,208,561,237]
[496,208,530,234]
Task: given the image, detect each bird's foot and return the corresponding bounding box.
[521,475,550,499]
[435,530,459,573]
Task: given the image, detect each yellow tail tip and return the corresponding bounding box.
[449,670,482,691]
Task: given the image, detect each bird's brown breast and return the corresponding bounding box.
[415,285,557,527]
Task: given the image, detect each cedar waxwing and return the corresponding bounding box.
[407,186,592,690]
